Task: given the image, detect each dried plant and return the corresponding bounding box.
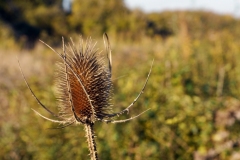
[18,34,153,160]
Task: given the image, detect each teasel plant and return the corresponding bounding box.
[18,33,153,160]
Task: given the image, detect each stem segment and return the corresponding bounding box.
[85,123,98,160]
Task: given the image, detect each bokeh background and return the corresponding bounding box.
[1,0,240,159]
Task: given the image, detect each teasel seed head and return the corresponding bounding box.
[19,33,152,127]
[56,36,113,124]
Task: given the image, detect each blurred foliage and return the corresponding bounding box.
[1,0,240,160]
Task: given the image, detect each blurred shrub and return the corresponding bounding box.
[1,0,240,48]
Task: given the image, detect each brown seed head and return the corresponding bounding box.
[56,37,112,124]
[19,34,151,127]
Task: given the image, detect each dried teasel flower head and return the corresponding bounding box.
[19,33,153,127]
[56,35,113,124]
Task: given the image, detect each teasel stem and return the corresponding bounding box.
[84,122,98,160]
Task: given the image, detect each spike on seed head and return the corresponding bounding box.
[56,37,113,124]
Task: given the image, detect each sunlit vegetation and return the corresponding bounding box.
[1,0,240,159]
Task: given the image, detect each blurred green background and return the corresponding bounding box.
[1,0,240,159]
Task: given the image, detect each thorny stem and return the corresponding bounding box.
[85,123,98,160]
